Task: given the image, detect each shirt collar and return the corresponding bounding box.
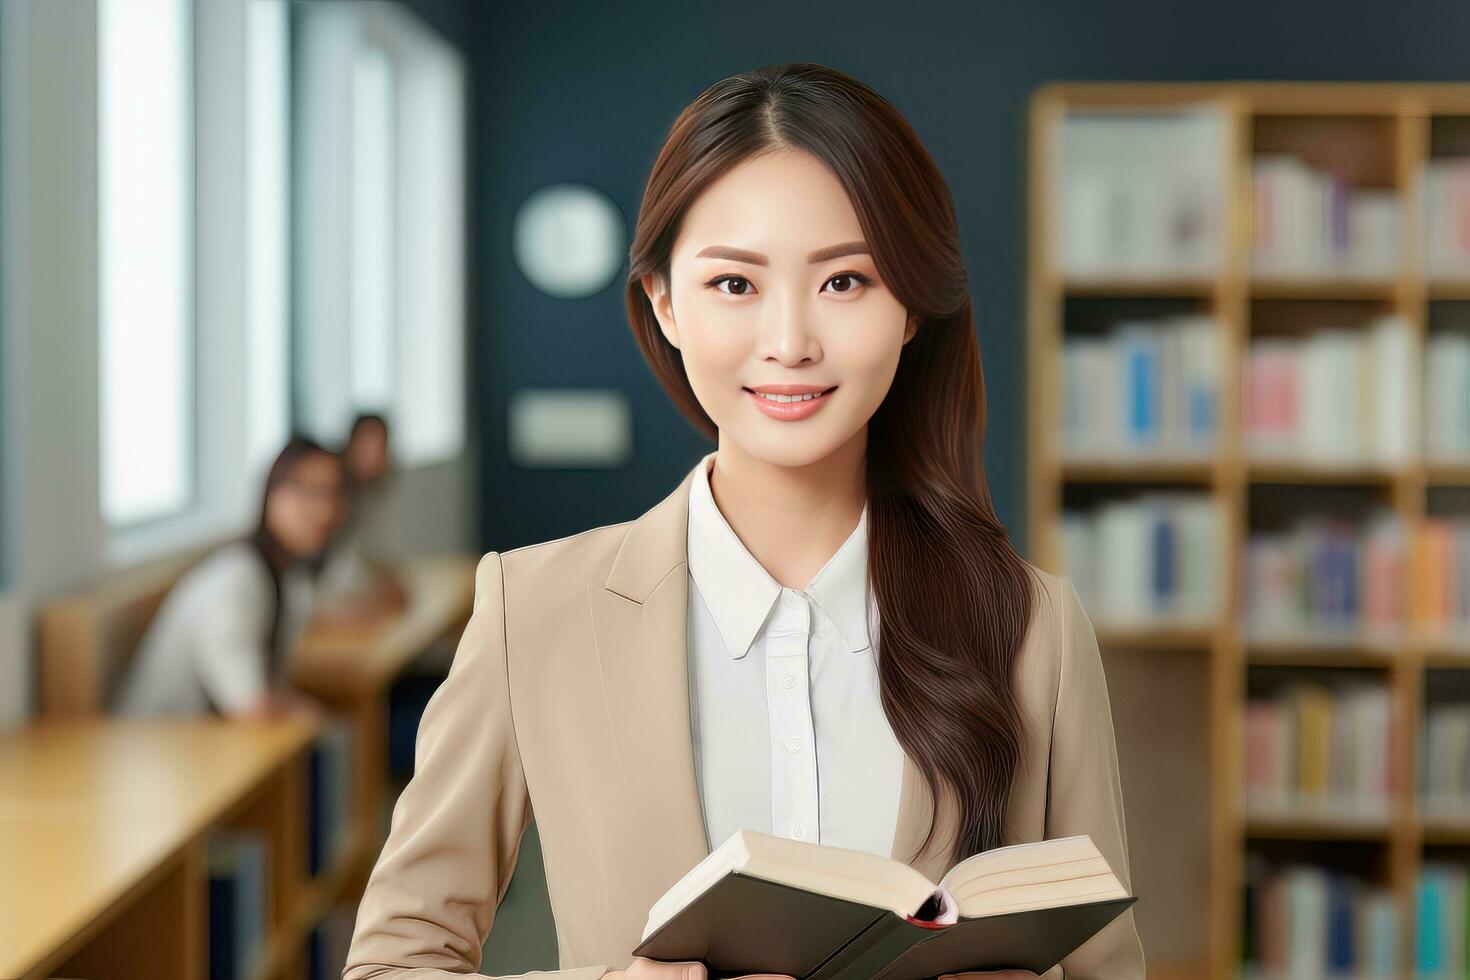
[686,451,873,660]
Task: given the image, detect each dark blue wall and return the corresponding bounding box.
[461,0,1470,558]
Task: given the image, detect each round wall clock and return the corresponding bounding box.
[511,182,626,299]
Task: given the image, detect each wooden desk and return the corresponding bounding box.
[4,553,479,979]
[288,553,476,903]
[290,554,476,695]
[0,717,319,980]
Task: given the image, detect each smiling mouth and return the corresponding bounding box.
[735,382,840,399]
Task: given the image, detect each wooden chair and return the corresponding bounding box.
[35,543,221,717]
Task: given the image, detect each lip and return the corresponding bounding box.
[743,384,837,421]
[745,383,836,395]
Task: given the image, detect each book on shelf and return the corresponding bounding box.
[1243,510,1406,639]
[1424,702,1470,819]
[207,829,269,980]
[1242,856,1397,978]
[1426,329,1470,460]
[1242,316,1417,466]
[1055,109,1225,277]
[1418,863,1470,976]
[1251,153,1398,278]
[1060,492,1220,627]
[308,714,355,877]
[1061,314,1220,459]
[1423,158,1470,280]
[631,828,1135,980]
[1411,516,1470,634]
[1244,681,1391,820]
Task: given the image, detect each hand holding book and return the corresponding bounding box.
[603,959,794,980]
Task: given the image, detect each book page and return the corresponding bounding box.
[644,829,941,939]
[936,835,1127,918]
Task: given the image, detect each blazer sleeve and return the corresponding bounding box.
[342,551,611,980]
[1046,576,1147,980]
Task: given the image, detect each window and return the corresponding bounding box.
[350,45,395,413]
[246,0,291,478]
[294,2,465,465]
[393,42,465,467]
[98,0,194,526]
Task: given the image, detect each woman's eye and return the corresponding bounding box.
[709,275,755,296]
[824,271,872,295]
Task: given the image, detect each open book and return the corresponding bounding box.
[631,828,1136,980]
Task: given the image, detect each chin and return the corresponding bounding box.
[729,426,851,470]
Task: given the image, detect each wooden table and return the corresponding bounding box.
[288,553,477,897]
[0,717,319,980]
[1,552,479,980]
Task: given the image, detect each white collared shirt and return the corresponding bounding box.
[684,450,905,858]
[112,540,316,716]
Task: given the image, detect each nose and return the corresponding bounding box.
[756,289,818,366]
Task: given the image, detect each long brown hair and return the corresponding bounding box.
[248,434,341,680]
[624,63,1042,866]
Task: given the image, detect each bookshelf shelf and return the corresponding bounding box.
[1095,624,1218,650]
[1424,462,1470,485]
[1245,461,1404,485]
[1061,275,1216,297]
[1245,647,1398,670]
[1249,277,1401,300]
[1419,821,1470,845]
[1060,457,1217,484]
[1427,280,1470,300]
[1245,815,1394,842]
[1028,82,1470,980]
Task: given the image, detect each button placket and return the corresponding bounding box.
[768,588,819,843]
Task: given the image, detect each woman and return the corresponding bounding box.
[345,64,1145,980]
[113,436,344,720]
[313,412,410,621]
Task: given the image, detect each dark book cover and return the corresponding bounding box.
[632,869,1136,980]
[308,740,326,876]
[209,872,238,980]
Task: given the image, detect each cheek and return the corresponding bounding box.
[674,301,749,385]
[829,314,905,390]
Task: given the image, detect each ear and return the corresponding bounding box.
[902,313,919,345]
[641,271,680,351]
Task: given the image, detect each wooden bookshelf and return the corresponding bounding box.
[1027,83,1470,980]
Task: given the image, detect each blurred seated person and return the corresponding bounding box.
[112,436,346,720]
[310,412,410,624]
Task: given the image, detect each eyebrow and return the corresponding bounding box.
[693,241,870,266]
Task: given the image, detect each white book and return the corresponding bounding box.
[1096,501,1150,624]
[1369,315,1416,463]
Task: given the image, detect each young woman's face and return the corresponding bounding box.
[643,147,916,468]
[346,421,390,484]
[266,451,346,559]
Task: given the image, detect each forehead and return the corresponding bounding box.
[352,420,387,442]
[292,452,343,482]
[674,148,865,261]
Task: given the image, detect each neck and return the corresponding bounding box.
[706,431,867,590]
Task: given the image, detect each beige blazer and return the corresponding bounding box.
[343,465,1147,980]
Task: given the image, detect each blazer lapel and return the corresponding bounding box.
[587,459,950,884]
[587,465,710,885]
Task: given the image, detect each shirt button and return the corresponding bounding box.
[781,674,797,690]
[785,735,803,752]
[791,821,805,839]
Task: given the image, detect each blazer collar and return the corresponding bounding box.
[686,450,873,661]
[589,452,952,880]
